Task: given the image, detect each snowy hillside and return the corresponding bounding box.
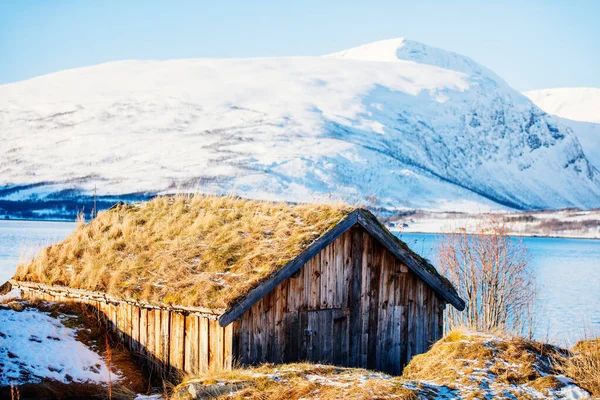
[524,88,600,123]
[2,38,600,217]
[525,88,600,168]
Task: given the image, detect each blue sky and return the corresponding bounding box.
[1,0,598,91]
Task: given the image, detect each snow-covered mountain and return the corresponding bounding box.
[525,88,600,168]
[524,88,600,124]
[2,38,600,218]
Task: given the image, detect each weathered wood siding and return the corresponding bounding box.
[232,225,445,374]
[16,284,233,376]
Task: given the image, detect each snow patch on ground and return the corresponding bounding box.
[0,288,21,303]
[0,304,117,386]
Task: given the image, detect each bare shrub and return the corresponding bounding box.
[436,222,537,335]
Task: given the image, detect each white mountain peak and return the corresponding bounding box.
[1,39,599,217]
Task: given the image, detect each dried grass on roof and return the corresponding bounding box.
[14,195,353,309]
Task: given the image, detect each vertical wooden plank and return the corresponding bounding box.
[332,310,343,365]
[406,276,415,364]
[154,309,163,362]
[184,314,199,374]
[327,244,336,308]
[131,305,140,352]
[296,262,306,309]
[320,246,328,309]
[367,241,382,370]
[416,281,425,355]
[147,309,156,360]
[332,236,340,308]
[169,312,185,371]
[198,316,209,372]
[161,309,170,367]
[348,227,363,367]
[359,232,371,367]
[208,319,218,370]
[438,301,446,340]
[307,311,317,361]
[391,305,403,375]
[260,293,273,362]
[384,251,397,372]
[262,293,272,363]
[215,320,224,370]
[273,284,284,363]
[124,304,133,349]
[284,311,299,363]
[239,313,249,365]
[299,310,308,360]
[303,256,312,309]
[223,323,233,369]
[325,310,334,364]
[376,247,390,371]
[111,303,118,333]
[140,308,148,357]
[116,303,126,341]
[398,263,409,370]
[232,320,241,367]
[311,253,321,310]
[342,231,351,309]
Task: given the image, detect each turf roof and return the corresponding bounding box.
[15,195,354,310]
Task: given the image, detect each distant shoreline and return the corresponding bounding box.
[1,217,75,223]
[391,229,600,241]
[2,215,599,241]
[385,208,600,241]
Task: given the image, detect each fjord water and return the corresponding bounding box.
[0,220,75,284]
[398,232,600,344]
[0,220,598,344]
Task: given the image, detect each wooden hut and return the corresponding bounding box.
[12,196,464,376]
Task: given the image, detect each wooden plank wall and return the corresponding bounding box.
[17,286,232,376]
[232,225,445,375]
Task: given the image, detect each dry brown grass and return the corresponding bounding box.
[171,363,417,400]
[528,375,565,395]
[15,194,353,309]
[402,330,573,398]
[564,338,600,396]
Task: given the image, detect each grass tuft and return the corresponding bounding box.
[564,338,600,396]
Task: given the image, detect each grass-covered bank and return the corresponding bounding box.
[170,331,598,400]
[0,295,153,399]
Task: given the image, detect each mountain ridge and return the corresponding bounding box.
[525,87,600,168]
[1,38,599,219]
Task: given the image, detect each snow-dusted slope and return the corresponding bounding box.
[524,88,600,123]
[1,38,600,213]
[525,88,600,168]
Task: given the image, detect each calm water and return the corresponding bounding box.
[397,232,600,344]
[0,220,75,284]
[0,220,598,343]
